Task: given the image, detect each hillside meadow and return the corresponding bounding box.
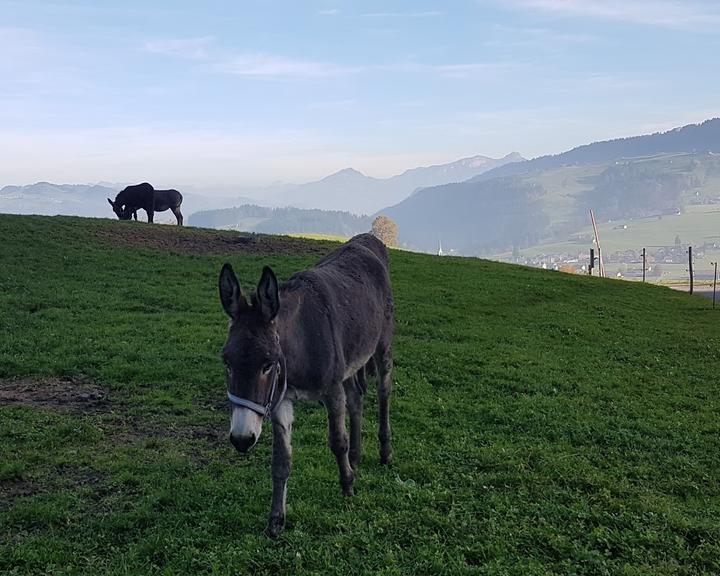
[501,204,720,282]
[1,215,719,575]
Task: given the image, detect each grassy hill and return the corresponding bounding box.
[497,203,720,281]
[387,151,720,255]
[1,215,719,575]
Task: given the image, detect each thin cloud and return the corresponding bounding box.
[144,37,357,79]
[318,8,340,15]
[484,24,601,48]
[144,37,510,80]
[362,11,444,18]
[507,0,720,28]
[214,54,358,79]
[306,99,357,111]
[144,37,214,60]
[435,62,520,79]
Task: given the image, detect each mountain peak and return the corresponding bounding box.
[457,152,525,166]
[328,167,366,178]
[503,152,525,162]
[312,167,371,187]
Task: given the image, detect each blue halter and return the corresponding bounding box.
[227,356,288,419]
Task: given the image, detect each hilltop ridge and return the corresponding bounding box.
[381,118,720,254]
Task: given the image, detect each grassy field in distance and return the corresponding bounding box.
[1,214,719,575]
[496,204,720,281]
[288,232,349,242]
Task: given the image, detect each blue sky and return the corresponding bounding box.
[2,0,719,192]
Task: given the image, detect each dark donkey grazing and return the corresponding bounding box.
[219,233,394,537]
[107,182,184,225]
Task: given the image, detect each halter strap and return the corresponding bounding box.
[226,391,270,417]
[226,355,288,419]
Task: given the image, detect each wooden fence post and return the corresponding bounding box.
[689,246,694,295]
[642,248,646,283]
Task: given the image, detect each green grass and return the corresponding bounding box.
[1,214,719,575]
[288,232,349,242]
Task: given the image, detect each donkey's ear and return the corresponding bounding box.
[257,266,279,322]
[107,198,114,207]
[219,263,247,320]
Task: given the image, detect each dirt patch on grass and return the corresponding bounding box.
[0,467,107,513]
[92,222,335,256]
[0,479,41,511]
[0,376,111,414]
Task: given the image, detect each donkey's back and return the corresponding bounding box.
[313,233,391,304]
[117,182,154,207]
[284,233,393,384]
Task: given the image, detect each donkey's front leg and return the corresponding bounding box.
[325,386,354,496]
[267,400,293,538]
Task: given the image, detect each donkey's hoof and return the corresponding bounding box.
[380,451,393,466]
[349,457,361,472]
[265,516,285,539]
[341,470,355,496]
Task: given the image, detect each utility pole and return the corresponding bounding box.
[689,246,694,295]
[713,261,718,309]
[590,209,605,277]
[642,248,646,283]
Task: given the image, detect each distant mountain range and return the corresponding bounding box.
[468,118,720,183]
[241,152,524,215]
[0,183,119,218]
[0,182,254,220]
[4,119,719,255]
[382,118,720,254]
[0,152,524,226]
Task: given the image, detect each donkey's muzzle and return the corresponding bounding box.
[230,432,257,453]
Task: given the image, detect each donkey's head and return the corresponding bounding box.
[107,198,132,220]
[219,263,282,453]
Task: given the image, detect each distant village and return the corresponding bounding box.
[504,240,720,281]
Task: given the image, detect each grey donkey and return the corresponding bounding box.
[218,233,394,537]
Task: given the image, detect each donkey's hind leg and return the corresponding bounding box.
[343,377,363,471]
[170,206,184,226]
[375,346,393,465]
[324,384,354,496]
